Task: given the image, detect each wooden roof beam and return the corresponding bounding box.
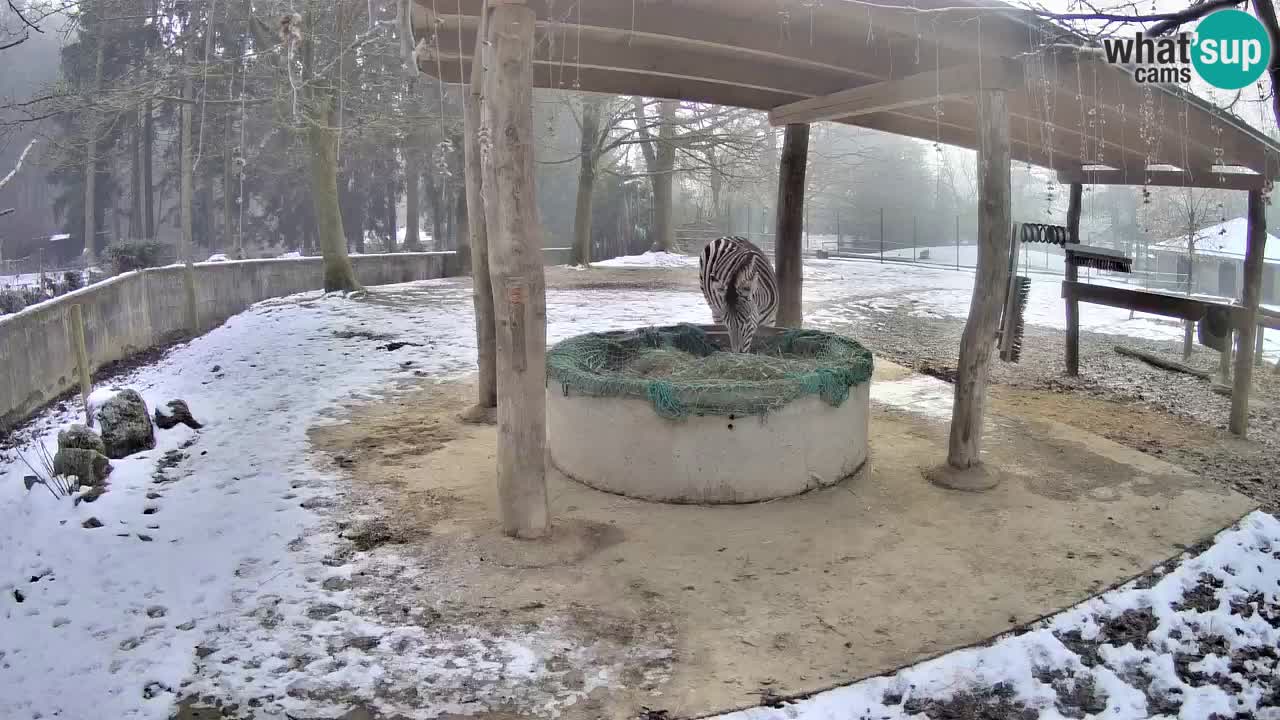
[768,59,1023,127]
[1057,167,1269,190]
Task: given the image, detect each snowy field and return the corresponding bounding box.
[0,257,1277,719]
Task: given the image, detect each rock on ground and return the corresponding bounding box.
[57,424,105,455]
[52,448,112,486]
[96,389,156,459]
[53,423,112,485]
[154,399,203,430]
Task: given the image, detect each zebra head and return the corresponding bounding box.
[725,262,760,353]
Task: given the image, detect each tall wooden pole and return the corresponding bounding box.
[944,89,1010,477]
[1064,183,1083,376]
[774,123,809,328]
[68,304,92,427]
[481,0,549,538]
[463,4,497,412]
[1230,189,1267,436]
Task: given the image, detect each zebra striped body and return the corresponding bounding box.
[699,236,778,353]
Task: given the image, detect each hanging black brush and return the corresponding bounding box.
[1066,245,1133,273]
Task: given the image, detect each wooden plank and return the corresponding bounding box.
[1064,183,1082,376]
[1062,281,1210,321]
[1057,168,1269,191]
[1230,189,1267,436]
[947,88,1010,473]
[774,123,808,328]
[1064,281,1280,331]
[768,60,1022,127]
[482,1,549,538]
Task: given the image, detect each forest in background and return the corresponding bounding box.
[0,0,1274,281]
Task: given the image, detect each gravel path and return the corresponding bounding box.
[818,304,1280,513]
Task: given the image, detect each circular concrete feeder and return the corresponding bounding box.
[546,325,871,504]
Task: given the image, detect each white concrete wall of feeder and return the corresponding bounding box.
[545,325,871,504]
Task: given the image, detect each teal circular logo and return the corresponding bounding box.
[1192,10,1272,90]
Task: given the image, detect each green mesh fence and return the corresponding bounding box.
[546,324,874,420]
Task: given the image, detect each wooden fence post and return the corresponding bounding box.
[481,0,549,538]
[1064,183,1083,376]
[1229,189,1267,436]
[774,123,808,328]
[68,304,92,426]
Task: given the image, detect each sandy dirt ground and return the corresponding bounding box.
[306,358,1252,718]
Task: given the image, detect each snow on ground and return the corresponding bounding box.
[715,510,1280,720]
[0,281,713,720]
[802,259,1280,364]
[594,250,700,268]
[0,260,1275,719]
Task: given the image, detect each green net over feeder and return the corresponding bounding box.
[546,324,874,420]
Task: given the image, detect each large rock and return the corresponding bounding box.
[58,424,106,455]
[53,448,112,486]
[97,389,156,459]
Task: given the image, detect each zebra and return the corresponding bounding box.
[699,236,778,353]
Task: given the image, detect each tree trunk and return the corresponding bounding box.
[572,98,603,267]
[633,98,677,252]
[945,89,1010,476]
[224,110,235,256]
[203,162,216,252]
[143,100,155,240]
[385,177,399,252]
[428,178,445,251]
[774,123,809,328]
[306,88,361,292]
[653,100,677,251]
[83,34,105,264]
[1230,190,1267,436]
[465,4,497,410]
[481,1,548,538]
[404,145,421,251]
[130,112,143,239]
[180,75,199,331]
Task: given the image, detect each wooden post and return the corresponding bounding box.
[1219,331,1233,384]
[463,3,497,413]
[774,123,808,328]
[942,88,1010,480]
[1064,183,1083,376]
[1229,189,1267,436]
[955,214,960,269]
[1255,326,1265,367]
[481,0,549,538]
[879,207,885,262]
[912,215,917,262]
[68,304,93,427]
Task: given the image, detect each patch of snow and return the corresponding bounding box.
[870,375,954,420]
[595,251,700,269]
[85,386,121,419]
[205,253,229,263]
